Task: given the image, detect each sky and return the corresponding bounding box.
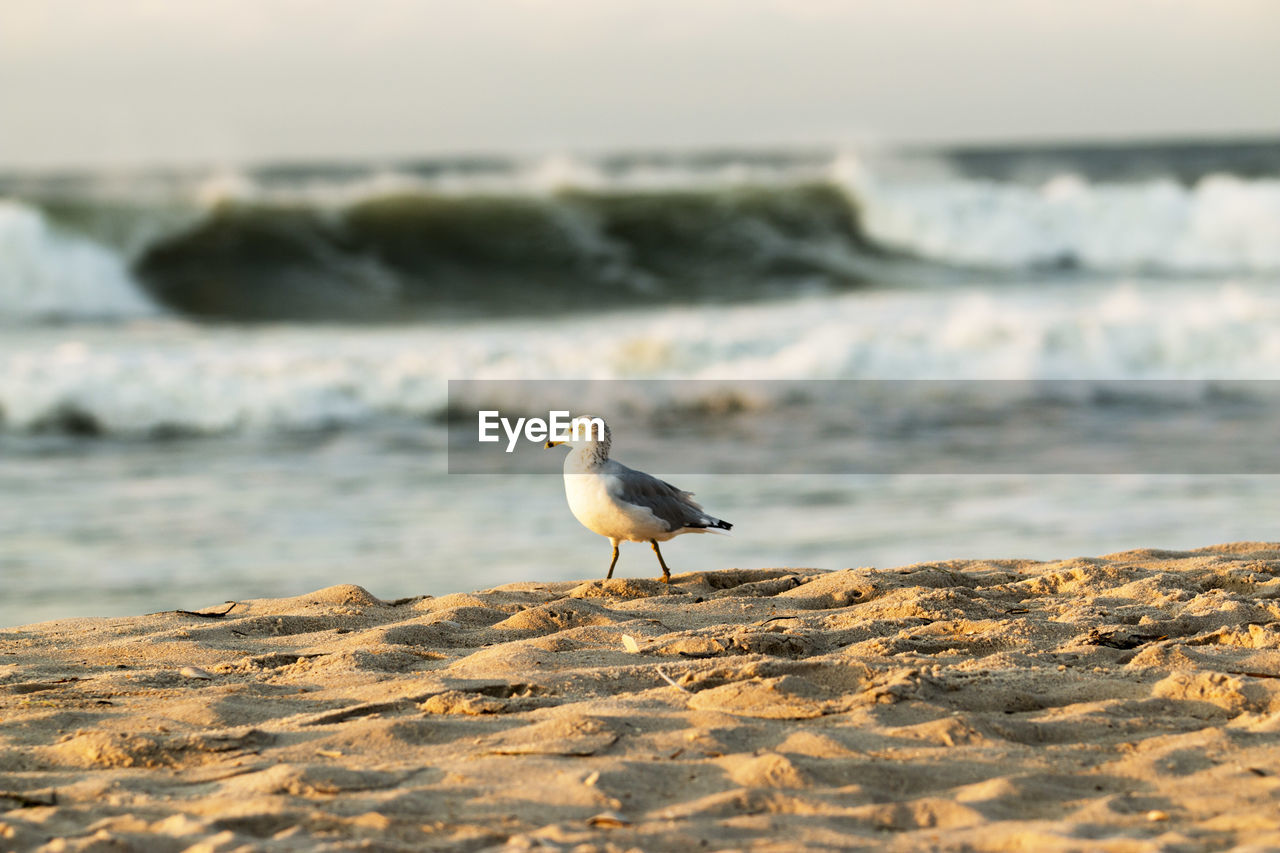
[1,0,1278,170]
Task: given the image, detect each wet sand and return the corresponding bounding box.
[4,543,1280,851]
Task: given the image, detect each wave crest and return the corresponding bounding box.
[0,201,157,322]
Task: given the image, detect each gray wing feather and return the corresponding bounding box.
[606,462,713,532]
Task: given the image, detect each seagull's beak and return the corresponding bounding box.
[544,440,564,449]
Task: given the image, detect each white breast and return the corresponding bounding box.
[563,472,669,542]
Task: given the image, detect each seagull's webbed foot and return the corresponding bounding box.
[649,539,671,584]
[606,540,620,580]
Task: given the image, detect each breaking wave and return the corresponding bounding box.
[0,200,158,322]
[2,140,1278,324]
[841,162,1280,274]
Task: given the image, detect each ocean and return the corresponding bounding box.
[3,139,1280,627]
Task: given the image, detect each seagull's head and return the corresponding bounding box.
[544,415,611,453]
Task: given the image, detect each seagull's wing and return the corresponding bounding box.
[605,461,731,532]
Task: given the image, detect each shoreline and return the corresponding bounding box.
[4,543,1280,850]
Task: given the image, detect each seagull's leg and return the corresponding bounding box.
[606,539,620,579]
[649,539,671,583]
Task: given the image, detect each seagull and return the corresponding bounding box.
[544,416,732,583]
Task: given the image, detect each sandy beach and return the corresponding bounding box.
[4,543,1280,851]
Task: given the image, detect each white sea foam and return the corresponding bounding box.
[4,279,1280,438]
[0,200,158,322]
[835,153,1280,274]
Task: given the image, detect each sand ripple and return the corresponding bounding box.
[4,545,1280,849]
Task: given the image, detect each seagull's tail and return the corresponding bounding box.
[688,517,733,535]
